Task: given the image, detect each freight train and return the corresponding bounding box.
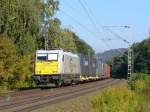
[33,50,110,86]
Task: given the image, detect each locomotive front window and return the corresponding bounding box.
[37,54,47,61]
[48,53,58,61]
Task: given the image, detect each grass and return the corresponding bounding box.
[91,85,137,112]
[135,87,150,112]
[91,73,150,112]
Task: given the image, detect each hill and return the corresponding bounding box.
[97,48,127,62]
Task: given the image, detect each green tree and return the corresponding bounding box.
[72,32,95,56]
[48,18,77,52]
[134,38,150,74]
[11,54,35,89]
[109,38,150,78]
[0,36,17,89]
[0,0,41,55]
[0,0,59,56]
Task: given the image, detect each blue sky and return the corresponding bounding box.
[54,0,150,53]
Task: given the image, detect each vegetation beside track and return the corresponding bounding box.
[91,73,150,112]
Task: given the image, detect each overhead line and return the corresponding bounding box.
[78,0,102,34]
[60,10,100,38]
[81,0,131,45]
[79,0,129,56]
[60,0,112,52]
[60,10,105,51]
[78,0,112,49]
[103,27,130,44]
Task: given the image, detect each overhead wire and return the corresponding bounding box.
[60,10,98,37]
[78,0,113,50]
[61,1,105,51]
[81,0,128,42]
[61,0,81,14]
[60,10,105,52]
[60,0,111,51]
[60,0,109,52]
[61,0,127,53]
[78,0,102,34]
[79,0,127,56]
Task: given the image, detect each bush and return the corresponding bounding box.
[11,54,36,89]
[129,73,150,90]
[0,36,36,90]
[133,80,146,92]
[91,86,138,112]
[0,81,9,93]
[0,36,17,91]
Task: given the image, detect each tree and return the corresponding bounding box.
[134,38,150,74]
[11,54,35,89]
[48,18,77,52]
[0,0,59,56]
[0,36,17,85]
[109,38,150,78]
[0,0,41,55]
[72,32,95,56]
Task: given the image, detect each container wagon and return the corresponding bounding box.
[78,54,98,81]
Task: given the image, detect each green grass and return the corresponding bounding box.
[91,73,150,112]
[91,85,138,112]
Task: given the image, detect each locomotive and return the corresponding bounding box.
[33,50,110,86]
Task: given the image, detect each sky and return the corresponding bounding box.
[54,0,150,53]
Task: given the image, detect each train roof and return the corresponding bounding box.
[36,50,63,54]
[36,50,78,58]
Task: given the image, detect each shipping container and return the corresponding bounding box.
[96,60,111,79]
[105,64,111,78]
[78,54,97,80]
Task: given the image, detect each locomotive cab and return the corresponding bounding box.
[33,50,80,87]
[35,53,59,75]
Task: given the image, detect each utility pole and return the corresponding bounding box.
[43,20,49,50]
[127,45,133,81]
[44,25,48,50]
[149,24,150,37]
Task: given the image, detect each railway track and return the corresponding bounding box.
[0,79,125,112]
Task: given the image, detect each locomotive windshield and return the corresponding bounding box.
[37,53,58,61]
[37,54,47,61]
[48,53,58,61]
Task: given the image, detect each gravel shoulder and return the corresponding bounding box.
[31,93,92,112]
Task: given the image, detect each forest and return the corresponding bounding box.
[0,0,94,90]
[109,38,150,78]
